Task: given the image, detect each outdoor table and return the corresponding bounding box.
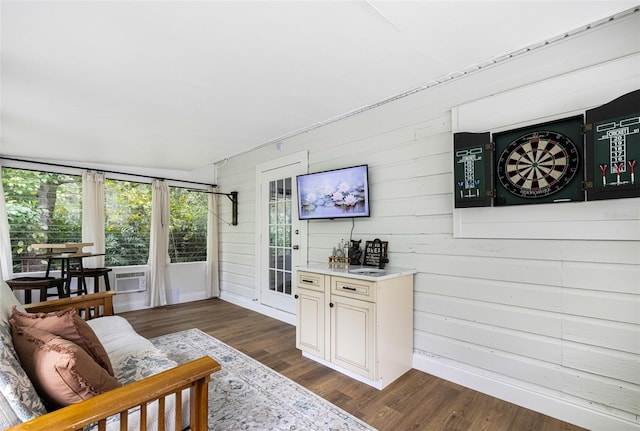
[30,243,103,296]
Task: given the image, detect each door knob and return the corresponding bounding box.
[293,245,299,250]
[294,294,299,299]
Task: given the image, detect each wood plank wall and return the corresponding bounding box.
[216,12,640,430]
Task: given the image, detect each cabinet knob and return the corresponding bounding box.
[329,302,334,308]
[294,294,299,299]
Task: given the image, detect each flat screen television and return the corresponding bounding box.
[297,165,370,220]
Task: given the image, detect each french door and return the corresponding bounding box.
[256,152,307,314]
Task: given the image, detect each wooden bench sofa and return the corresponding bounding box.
[0,281,220,431]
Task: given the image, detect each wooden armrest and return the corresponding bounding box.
[8,356,221,431]
[25,291,115,319]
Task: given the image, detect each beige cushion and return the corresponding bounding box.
[10,307,114,376]
[86,316,192,431]
[11,325,121,409]
[0,280,26,325]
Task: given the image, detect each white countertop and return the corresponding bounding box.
[297,264,417,281]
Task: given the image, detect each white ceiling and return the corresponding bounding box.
[1,1,637,172]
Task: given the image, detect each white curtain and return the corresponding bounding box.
[146,180,170,307]
[81,171,105,270]
[206,188,220,297]
[0,169,13,281]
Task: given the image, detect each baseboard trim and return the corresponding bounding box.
[413,353,640,431]
[113,296,149,313]
[219,291,296,325]
[175,291,207,304]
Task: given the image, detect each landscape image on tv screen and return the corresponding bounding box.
[297,165,370,220]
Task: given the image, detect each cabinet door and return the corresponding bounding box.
[330,295,376,379]
[296,287,325,358]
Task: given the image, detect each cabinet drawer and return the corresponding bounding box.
[297,271,325,292]
[331,276,375,302]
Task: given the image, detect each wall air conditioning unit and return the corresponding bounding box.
[114,271,146,293]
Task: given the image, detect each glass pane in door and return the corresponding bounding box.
[268,177,293,295]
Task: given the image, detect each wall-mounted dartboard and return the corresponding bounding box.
[452,90,639,208]
[497,130,579,198]
[493,116,584,206]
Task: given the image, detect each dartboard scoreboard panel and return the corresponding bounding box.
[453,132,492,208]
[593,114,639,186]
[585,90,640,201]
[453,89,640,208]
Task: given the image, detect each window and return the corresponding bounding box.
[169,187,207,263]
[104,179,152,267]
[2,168,209,270]
[2,167,82,273]
[268,178,292,294]
[104,181,207,266]
[169,187,209,263]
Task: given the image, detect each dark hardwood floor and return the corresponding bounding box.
[119,298,587,431]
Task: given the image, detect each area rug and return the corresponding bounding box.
[150,328,377,431]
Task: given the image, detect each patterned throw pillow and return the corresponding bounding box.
[0,322,47,423]
[0,390,21,428]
